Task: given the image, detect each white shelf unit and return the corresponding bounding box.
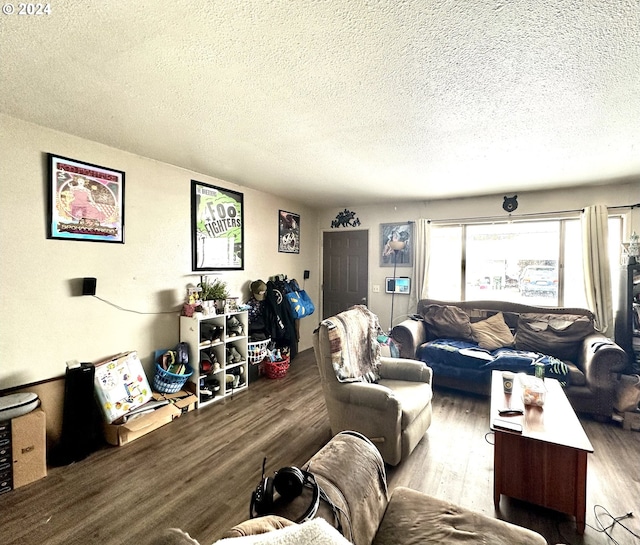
[179,310,249,408]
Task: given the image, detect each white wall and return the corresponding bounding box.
[3,112,638,390]
[317,181,640,330]
[0,115,320,389]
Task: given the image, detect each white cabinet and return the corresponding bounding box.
[179,310,249,408]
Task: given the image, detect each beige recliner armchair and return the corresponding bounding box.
[313,306,433,466]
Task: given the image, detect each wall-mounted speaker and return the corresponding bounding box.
[82,277,97,296]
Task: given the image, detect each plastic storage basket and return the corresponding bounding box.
[247,339,270,364]
[263,356,290,379]
[153,363,194,394]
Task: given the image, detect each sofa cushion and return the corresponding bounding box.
[515,313,595,361]
[378,378,433,428]
[492,350,570,385]
[417,339,493,370]
[373,487,547,545]
[417,341,570,385]
[466,309,519,331]
[470,312,515,350]
[421,305,472,341]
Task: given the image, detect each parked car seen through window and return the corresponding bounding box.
[519,265,558,297]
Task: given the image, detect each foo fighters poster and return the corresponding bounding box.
[47,154,125,243]
[191,180,244,270]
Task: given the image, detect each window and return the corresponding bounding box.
[465,222,560,304]
[427,226,461,300]
[428,217,622,308]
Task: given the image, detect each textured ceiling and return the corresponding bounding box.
[1,1,639,208]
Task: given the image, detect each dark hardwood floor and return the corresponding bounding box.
[1,349,639,545]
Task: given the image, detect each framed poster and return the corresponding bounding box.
[47,154,125,243]
[191,180,244,270]
[380,222,413,267]
[278,210,300,253]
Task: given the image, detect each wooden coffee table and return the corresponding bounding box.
[490,370,593,534]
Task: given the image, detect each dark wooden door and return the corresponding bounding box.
[322,230,369,319]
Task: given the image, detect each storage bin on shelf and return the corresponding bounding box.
[262,356,290,379]
[247,338,270,364]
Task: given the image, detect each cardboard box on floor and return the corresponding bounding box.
[103,385,197,446]
[94,351,153,423]
[12,408,47,489]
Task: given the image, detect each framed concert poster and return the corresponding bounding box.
[191,180,244,270]
[278,210,300,253]
[47,154,125,243]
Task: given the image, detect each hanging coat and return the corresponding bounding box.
[264,280,298,358]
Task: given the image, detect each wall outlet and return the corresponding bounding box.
[372,285,380,293]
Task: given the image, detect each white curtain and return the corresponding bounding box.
[582,205,613,337]
[409,219,431,312]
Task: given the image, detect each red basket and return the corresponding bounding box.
[263,356,290,379]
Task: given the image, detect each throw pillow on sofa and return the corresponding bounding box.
[422,304,473,341]
[470,312,515,351]
[515,313,595,362]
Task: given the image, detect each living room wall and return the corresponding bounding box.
[2,114,638,412]
[318,179,640,331]
[0,114,320,392]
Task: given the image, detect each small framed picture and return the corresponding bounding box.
[380,222,413,267]
[191,180,244,270]
[278,210,300,254]
[47,154,125,243]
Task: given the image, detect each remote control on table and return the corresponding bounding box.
[492,418,523,433]
[498,408,523,416]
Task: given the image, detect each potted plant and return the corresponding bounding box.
[199,278,230,313]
